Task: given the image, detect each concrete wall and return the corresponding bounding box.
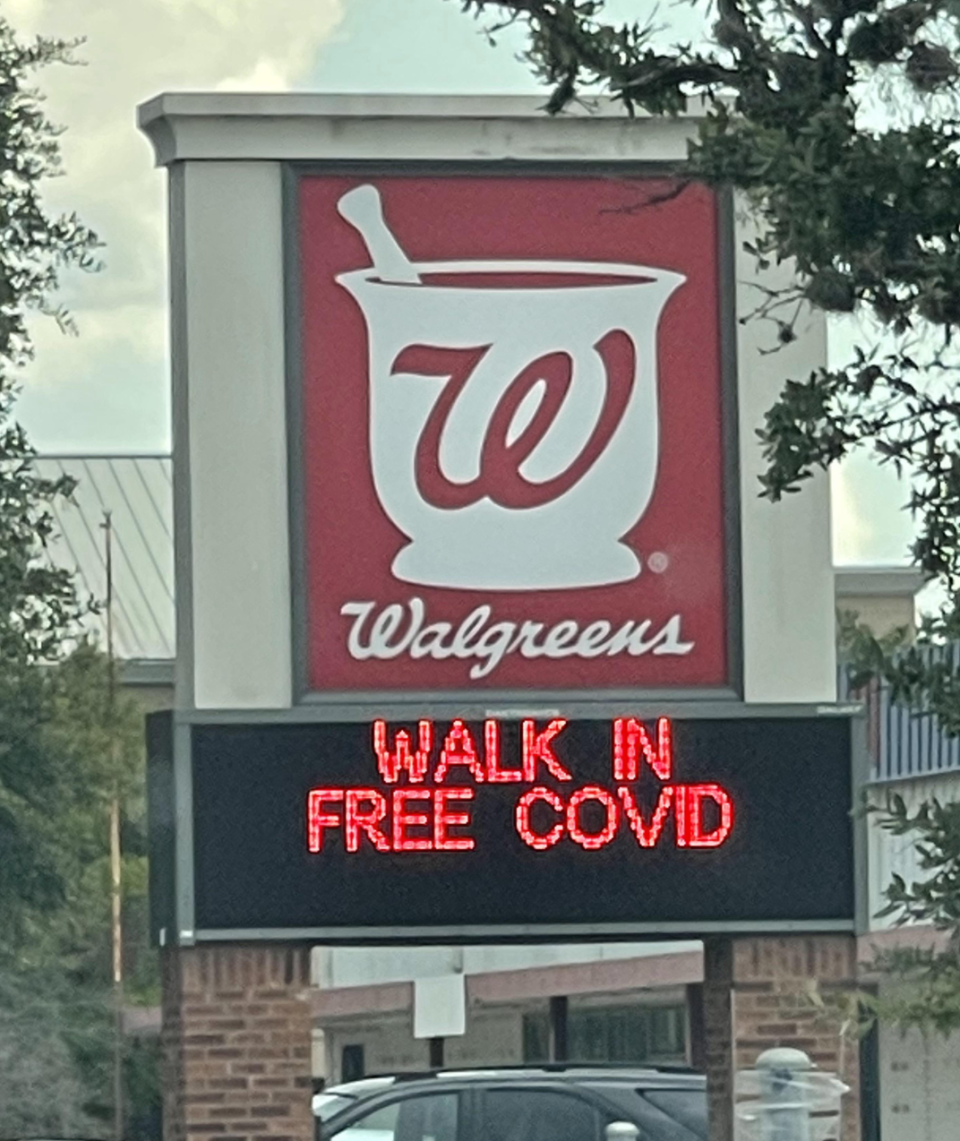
[311,942,700,990]
[841,593,916,637]
[322,1007,527,1081]
[877,1016,960,1140]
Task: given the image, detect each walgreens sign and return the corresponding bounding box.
[295,173,731,691]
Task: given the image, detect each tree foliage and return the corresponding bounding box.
[863,793,960,1032]
[0,10,100,952]
[0,15,159,1138]
[455,0,960,722]
[455,0,960,1026]
[0,15,101,369]
[0,644,159,1140]
[17,645,154,988]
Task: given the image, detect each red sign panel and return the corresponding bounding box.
[296,174,729,691]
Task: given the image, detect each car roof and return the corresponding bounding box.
[320,1064,705,1105]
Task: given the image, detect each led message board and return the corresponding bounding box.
[159,714,857,940]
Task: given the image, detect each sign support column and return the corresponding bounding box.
[161,945,313,1141]
[703,936,860,1141]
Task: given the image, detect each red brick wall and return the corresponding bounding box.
[161,947,186,1141]
[161,945,314,1141]
[703,935,860,1141]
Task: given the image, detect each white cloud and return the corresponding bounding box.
[9,0,344,451]
[215,57,301,92]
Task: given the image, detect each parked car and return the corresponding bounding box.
[312,1065,707,1141]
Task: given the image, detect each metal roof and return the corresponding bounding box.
[33,455,174,664]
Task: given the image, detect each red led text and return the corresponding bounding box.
[514,783,734,850]
[307,787,476,853]
[306,718,735,857]
[372,717,573,783]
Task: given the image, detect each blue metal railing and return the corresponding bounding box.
[839,644,960,782]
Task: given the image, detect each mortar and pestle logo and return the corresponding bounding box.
[335,184,685,592]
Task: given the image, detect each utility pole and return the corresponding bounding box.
[103,511,124,1141]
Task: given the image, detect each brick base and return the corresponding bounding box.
[161,945,314,1141]
[703,936,860,1141]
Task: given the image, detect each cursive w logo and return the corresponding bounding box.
[391,331,636,511]
[335,182,685,589]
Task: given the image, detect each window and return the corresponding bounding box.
[330,1094,459,1141]
[599,1087,708,1141]
[332,1101,399,1141]
[643,1092,708,1138]
[342,1045,365,1083]
[522,1012,551,1063]
[482,1089,602,1141]
[413,1093,459,1141]
[522,1004,687,1065]
[315,1094,360,1124]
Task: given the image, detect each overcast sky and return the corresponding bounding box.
[7,0,915,568]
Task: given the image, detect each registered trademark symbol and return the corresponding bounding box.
[648,552,669,573]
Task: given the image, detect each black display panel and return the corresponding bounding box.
[184,716,854,936]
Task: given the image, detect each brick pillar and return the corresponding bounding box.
[703,935,860,1141]
[161,945,314,1141]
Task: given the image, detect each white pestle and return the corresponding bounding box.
[337,184,422,285]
